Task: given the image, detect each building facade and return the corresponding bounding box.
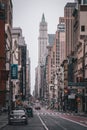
[64,2,76,57]
[73,2,87,112]
[0,3,6,107]
[0,0,13,108]
[26,51,31,100]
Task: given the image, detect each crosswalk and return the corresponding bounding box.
[34,111,65,116]
[37,112,58,116]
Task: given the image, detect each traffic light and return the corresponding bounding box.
[64,89,68,94]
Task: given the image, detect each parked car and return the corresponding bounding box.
[25,107,33,117]
[8,109,28,125]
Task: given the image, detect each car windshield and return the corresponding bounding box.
[11,110,25,115]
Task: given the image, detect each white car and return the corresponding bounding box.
[8,109,28,125]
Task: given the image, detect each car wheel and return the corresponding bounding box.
[25,120,28,125]
[8,121,12,125]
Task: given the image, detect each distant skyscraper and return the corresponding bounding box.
[48,34,55,46]
[57,17,66,65]
[38,13,48,65]
[64,2,76,57]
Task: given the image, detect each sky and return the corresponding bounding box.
[12,0,74,94]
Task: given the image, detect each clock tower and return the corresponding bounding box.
[38,13,48,65]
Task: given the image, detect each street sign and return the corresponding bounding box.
[11,64,18,79]
[68,82,86,86]
[68,94,75,99]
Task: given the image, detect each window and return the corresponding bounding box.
[81,25,85,32]
[78,0,81,4]
[83,0,87,4]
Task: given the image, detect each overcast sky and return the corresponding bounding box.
[12,0,74,94]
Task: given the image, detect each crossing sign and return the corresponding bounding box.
[68,82,86,86]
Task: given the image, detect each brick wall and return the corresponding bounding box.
[0,9,6,107]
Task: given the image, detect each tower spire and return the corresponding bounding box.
[42,13,45,22]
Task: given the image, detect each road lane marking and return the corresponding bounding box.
[38,114,49,130]
[49,116,67,130]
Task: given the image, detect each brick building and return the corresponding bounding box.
[0,3,6,107]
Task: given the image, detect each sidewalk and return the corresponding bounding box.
[0,112,8,129]
[75,112,87,117]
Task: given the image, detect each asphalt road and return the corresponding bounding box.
[1,108,87,130]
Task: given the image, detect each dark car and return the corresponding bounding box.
[8,109,28,125]
[35,106,41,110]
[25,107,33,117]
[35,104,41,110]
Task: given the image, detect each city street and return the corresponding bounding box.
[1,0,87,130]
[0,108,87,130]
